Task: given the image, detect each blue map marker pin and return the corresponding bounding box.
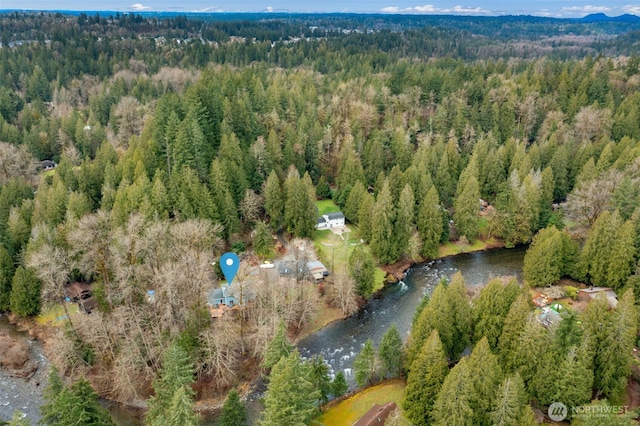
[220,252,240,285]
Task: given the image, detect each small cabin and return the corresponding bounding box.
[578,287,618,309]
[39,160,57,170]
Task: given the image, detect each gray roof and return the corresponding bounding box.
[325,212,345,220]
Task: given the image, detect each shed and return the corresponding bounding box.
[578,287,618,309]
[39,160,57,170]
[65,282,91,302]
[353,402,397,426]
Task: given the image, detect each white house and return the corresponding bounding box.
[316,211,345,230]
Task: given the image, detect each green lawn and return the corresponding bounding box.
[313,380,407,426]
[316,199,341,217]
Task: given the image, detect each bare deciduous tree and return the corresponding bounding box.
[565,170,623,230]
[196,316,240,390]
[328,273,358,316]
[0,141,37,185]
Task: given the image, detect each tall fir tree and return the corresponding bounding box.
[348,245,375,298]
[353,339,377,387]
[0,245,14,311]
[417,186,443,259]
[331,371,348,398]
[264,170,283,230]
[489,374,529,426]
[394,184,415,259]
[453,175,480,241]
[260,350,319,426]
[403,330,449,426]
[406,282,454,366]
[9,266,41,317]
[472,278,521,349]
[466,337,504,426]
[378,324,404,378]
[146,342,195,426]
[221,389,247,426]
[370,180,397,264]
[432,357,475,426]
[261,320,293,371]
[446,273,473,359]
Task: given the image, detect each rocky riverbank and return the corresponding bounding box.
[0,316,48,424]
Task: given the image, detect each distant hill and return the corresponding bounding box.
[581,13,640,23]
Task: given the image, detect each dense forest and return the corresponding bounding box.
[2,10,640,425]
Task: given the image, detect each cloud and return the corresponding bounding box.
[129,3,151,10]
[623,5,640,15]
[560,5,611,13]
[380,4,491,14]
[412,5,437,12]
[265,6,274,12]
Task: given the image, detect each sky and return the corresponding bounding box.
[1,0,639,18]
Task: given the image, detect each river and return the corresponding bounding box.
[0,246,525,424]
[297,246,526,384]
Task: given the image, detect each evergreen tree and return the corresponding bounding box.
[9,267,41,317]
[261,320,293,370]
[394,184,415,259]
[466,337,503,425]
[166,385,200,426]
[0,245,14,311]
[497,294,532,369]
[378,324,404,378]
[221,389,247,426]
[41,368,114,426]
[446,273,473,359]
[348,245,375,298]
[432,357,475,426]
[253,220,273,257]
[523,226,576,287]
[370,180,397,264]
[260,350,319,426]
[417,186,443,259]
[453,175,480,241]
[406,283,454,366]
[40,366,65,426]
[331,371,348,398]
[146,342,195,426]
[343,181,365,224]
[472,278,521,349]
[264,171,283,230]
[403,330,449,426]
[551,344,593,411]
[284,176,316,238]
[353,339,377,387]
[489,374,528,426]
[357,194,375,242]
[576,211,620,287]
[316,175,332,200]
[308,355,332,405]
[607,220,637,290]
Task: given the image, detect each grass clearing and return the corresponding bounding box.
[314,380,407,426]
[316,199,341,217]
[36,303,79,325]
